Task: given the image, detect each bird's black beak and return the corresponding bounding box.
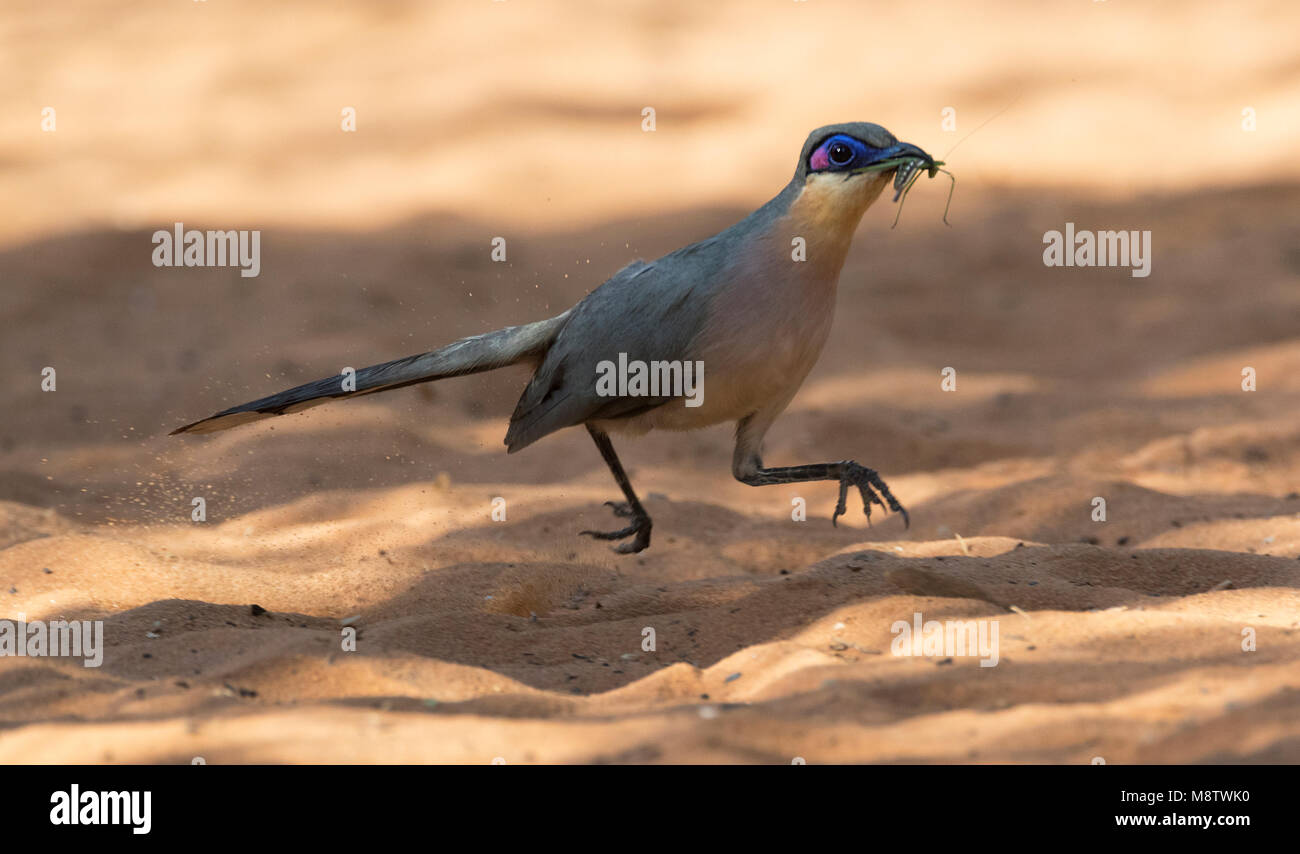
[871,141,936,168]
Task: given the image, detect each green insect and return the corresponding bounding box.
[848,155,955,228]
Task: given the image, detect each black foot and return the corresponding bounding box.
[581,504,653,554]
[832,462,910,529]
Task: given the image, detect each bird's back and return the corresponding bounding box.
[503,232,736,451]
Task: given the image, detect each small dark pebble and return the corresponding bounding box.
[1116,536,1130,546]
[937,657,953,666]
[250,604,266,616]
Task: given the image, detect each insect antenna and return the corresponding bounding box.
[937,168,956,226]
[890,163,926,229]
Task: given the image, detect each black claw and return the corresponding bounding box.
[582,501,652,553]
[580,524,640,541]
[614,537,650,555]
[832,462,909,529]
[604,500,634,518]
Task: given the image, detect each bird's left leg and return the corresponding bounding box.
[580,424,653,553]
[730,414,909,528]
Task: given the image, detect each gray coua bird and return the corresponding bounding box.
[173,122,937,553]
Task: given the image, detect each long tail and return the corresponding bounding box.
[170,311,570,435]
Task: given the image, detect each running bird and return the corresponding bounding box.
[173,122,935,553]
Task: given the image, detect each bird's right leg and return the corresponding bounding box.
[737,459,909,527]
[730,414,909,528]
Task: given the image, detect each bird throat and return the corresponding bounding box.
[783,173,887,277]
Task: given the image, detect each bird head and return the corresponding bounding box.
[791,122,936,225]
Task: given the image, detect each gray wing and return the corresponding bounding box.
[504,243,724,452]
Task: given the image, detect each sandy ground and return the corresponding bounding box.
[1,0,1299,763]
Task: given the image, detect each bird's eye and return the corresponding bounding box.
[828,142,855,166]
